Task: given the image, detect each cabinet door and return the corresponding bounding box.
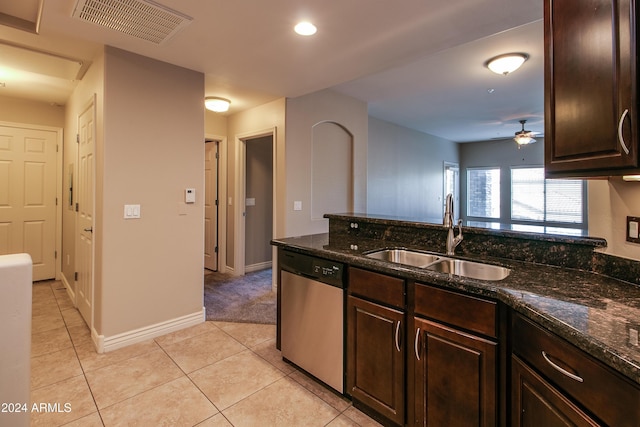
[347,295,405,425]
[512,356,599,427]
[544,0,637,175]
[413,317,497,427]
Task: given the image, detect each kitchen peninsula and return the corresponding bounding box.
[272,213,640,427]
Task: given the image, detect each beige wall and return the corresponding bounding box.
[205,111,228,136]
[368,117,459,220]
[96,47,204,337]
[589,179,640,260]
[285,89,368,237]
[0,95,65,127]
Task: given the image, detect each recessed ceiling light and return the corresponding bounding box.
[294,21,317,36]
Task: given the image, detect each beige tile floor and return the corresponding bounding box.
[29,280,382,426]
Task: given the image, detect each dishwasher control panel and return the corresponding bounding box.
[280,250,345,288]
[313,263,342,280]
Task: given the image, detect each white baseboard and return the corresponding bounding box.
[245,261,272,273]
[93,308,205,353]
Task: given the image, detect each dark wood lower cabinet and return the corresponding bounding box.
[347,295,405,426]
[413,317,497,427]
[511,356,599,427]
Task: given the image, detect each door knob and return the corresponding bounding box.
[84,227,93,233]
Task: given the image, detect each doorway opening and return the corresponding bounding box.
[444,162,460,221]
[244,135,273,273]
[204,139,219,271]
[233,128,276,277]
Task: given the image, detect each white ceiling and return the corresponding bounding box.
[0,0,543,142]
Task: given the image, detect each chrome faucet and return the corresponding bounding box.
[444,193,463,255]
[444,193,454,228]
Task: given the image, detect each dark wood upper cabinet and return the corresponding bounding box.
[544,0,638,177]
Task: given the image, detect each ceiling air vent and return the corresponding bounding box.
[72,0,192,45]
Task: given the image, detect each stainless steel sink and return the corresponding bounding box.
[426,258,510,281]
[365,249,441,268]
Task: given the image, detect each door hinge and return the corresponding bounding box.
[56,144,59,153]
[215,152,219,159]
[76,133,80,143]
[214,246,218,253]
[55,197,58,206]
[54,250,57,259]
[74,272,78,281]
[215,199,218,206]
[75,203,79,212]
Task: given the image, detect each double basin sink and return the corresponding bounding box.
[365,248,510,281]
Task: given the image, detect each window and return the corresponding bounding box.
[465,165,586,232]
[467,168,500,218]
[511,168,583,225]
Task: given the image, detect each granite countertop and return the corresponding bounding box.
[272,233,640,385]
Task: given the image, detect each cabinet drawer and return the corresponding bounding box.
[415,283,497,338]
[512,313,639,427]
[349,267,405,308]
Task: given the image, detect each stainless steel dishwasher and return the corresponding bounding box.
[280,250,345,393]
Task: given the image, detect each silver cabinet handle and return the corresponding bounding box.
[414,327,421,360]
[618,108,631,155]
[394,320,401,352]
[542,351,584,383]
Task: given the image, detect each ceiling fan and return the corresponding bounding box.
[513,119,538,146]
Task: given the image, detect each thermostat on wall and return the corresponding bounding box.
[185,188,196,204]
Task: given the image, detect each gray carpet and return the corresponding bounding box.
[204,268,276,324]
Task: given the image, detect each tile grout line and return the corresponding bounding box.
[34,280,377,426]
[45,280,106,426]
[153,335,227,426]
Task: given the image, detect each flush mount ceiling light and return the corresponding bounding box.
[486,53,529,75]
[294,21,317,36]
[205,97,231,113]
[514,119,537,146]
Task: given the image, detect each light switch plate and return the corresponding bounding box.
[293,201,302,211]
[124,204,141,219]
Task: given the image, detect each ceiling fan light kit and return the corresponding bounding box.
[514,119,537,146]
[486,53,529,75]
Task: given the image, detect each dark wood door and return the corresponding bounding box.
[544,0,637,176]
[347,295,405,425]
[512,356,599,427]
[413,317,497,427]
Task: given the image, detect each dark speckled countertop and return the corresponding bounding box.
[272,232,640,385]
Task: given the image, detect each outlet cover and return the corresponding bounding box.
[627,216,640,243]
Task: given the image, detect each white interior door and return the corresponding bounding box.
[0,123,57,281]
[76,101,95,326]
[204,141,218,271]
